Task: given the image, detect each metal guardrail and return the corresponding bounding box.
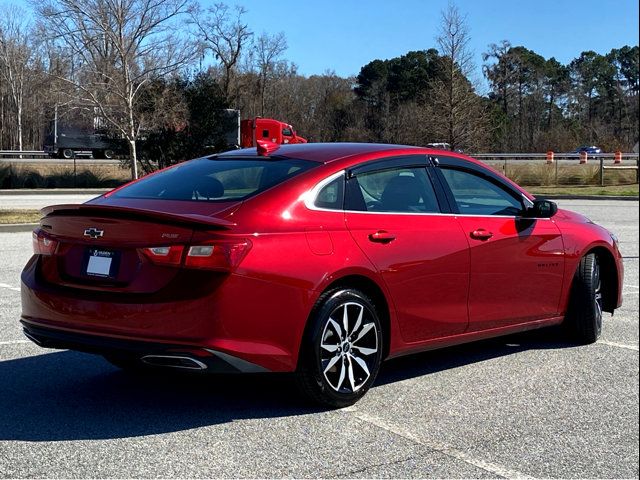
[1,157,120,165]
[471,153,639,187]
[472,153,639,159]
[2,149,638,160]
[1,149,639,186]
[0,150,50,159]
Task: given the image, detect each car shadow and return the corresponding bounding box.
[0,326,575,442]
[376,326,577,386]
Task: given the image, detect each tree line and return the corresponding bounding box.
[0,0,638,178]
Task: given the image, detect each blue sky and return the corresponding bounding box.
[226,0,638,85]
[13,0,639,85]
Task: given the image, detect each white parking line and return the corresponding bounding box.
[0,282,20,292]
[0,340,30,346]
[623,284,639,295]
[598,340,639,352]
[342,406,536,479]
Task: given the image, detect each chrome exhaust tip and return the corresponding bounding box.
[140,355,208,370]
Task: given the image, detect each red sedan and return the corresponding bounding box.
[21,143,624,407]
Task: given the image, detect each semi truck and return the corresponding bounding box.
[43,106,128,159]
[43,127,128,159]
[239,117,307,148]
[44,107,305,158]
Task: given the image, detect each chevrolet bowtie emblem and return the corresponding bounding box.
[83,227,104,239]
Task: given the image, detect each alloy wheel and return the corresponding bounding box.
[594,260,603,335]
[319,301,379,393]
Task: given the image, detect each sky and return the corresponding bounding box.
[11,0,639,88]
[219,0,639,89]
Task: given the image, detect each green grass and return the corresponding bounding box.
[0,209,41,224]
[530,184,639,197]
[1,164,128,189]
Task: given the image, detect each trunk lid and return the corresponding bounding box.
[37,203,236,294]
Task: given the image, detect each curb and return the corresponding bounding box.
[535,195,639,201]
[0,188,110,195]
[0,223,38,233]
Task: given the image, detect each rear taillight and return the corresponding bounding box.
[138,239,251,271]
[140,245,184,266]
[32,229,59,255]
[184,240,252,271]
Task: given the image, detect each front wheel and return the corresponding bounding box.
[564,253,604,344]
[297,289,383,408]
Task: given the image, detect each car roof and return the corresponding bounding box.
[218,142,534,201]
[217,141,504,172]
[218,142,423,163]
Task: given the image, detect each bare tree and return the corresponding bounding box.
[189,3,252,103]
[0,5,37,152]
[253,32,287,116]
[430,2,487,150]
[34,0,195,179]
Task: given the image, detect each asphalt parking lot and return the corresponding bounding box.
[0,199,637,478]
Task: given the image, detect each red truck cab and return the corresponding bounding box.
[240,118,307,148]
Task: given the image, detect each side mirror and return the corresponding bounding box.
[526,199,558,218]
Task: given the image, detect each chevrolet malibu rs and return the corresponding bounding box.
[21,142,623,407]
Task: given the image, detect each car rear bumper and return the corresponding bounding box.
[21,319,270,373]
[21,256,313,372]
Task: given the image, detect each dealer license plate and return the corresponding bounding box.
[84,248,119,278]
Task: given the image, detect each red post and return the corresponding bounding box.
[579,151,588,164]
[546,151,554,164]
[614,151,622,164]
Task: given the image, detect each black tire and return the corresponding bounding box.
[297,289,384,408]
[61,148,74,159]
[564,253,604,344]
[103,353,145,371]
[104,149,115,159]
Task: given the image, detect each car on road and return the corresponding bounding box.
[573,145,603,155]
[20,142,624,407]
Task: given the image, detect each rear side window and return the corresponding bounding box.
[350,167,440,213]
[314,176,344,210]
[112,158,317,202]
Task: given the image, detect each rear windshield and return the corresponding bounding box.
[111,157,317,202]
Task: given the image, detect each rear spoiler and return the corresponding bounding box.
[40,204,235,229]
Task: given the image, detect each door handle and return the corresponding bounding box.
[368,230,396,244]
[470,229,493,240]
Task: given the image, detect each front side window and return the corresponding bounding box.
[112,158,317,202]
[350,167,440,213]
[282,127,293,136]
[440,168,523,216]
